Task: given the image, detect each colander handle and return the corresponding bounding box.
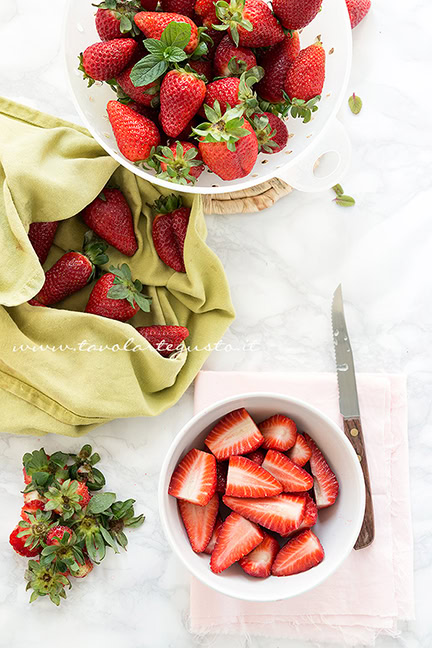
[275,119,351,193]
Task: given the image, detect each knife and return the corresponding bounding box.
[331,284,375,550]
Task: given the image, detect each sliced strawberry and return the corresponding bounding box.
[244,449,265,465]
[203,515,223,555]
[178,493,219,553]
[239,532,279,578]
[262,449,313,492]
[168,448,216,506]
[272,529,324,576]
[258,414,297,451]
[304,434,339,508]
[286,433,312,467]
[216,461,228,493]
[226,456,282,498]
[210,512,264,573]
[205,408,263,461]
[281,493,317,536]
[223,493,306,535]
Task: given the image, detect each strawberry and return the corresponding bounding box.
[213,34,256,77]
[214,0,284,48]
[226,455,282,498]
[256,31,300,103]
[272,0,322,30]
[262,450,313,492]
[159,69,206,138]
[210,512,264,573]
[169,448,217,506]
[205,407,263,461]
[23,490,47,506]
[295,492,317,532]
[216,461,228,493]
[178,493,219,552]
[28,222,59,265]
[285,42,326,102]
[85,264,152,322]
[95,0,143,41]
[258,414,297,451]
[161,0,196,17]
[79,39,138,85]
[116,63,160,107]
[272,529,324,576]
[201,77,241,115]
[345,0,371,28]
[195,0,219,28]
[286,433,312,467]
[10,525,41,557]
[203,515,223,554]
[239,532,279,577]
[251,112,288,154]
[107,100,161,162]
[188,58,213,81]
[28,299,45,307]
[156,141,204,185]
[223,493,306,535]
[136,325,189,357]
[140,0,158,8]
[82,188,137,257]
[134,12,199,54]
[23,466,32,485]
[34,233,109,306]
[151,194,190,272]
[304,433,339,508]
[46,526,74,546]
[71,556,94,578]
[244,449,265,465]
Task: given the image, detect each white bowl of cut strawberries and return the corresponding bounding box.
[159,393,365,601]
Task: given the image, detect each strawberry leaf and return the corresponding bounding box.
[88,492,117,514]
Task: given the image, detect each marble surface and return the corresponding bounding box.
[1,0,432,646]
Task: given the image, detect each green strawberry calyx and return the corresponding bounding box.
[249,114,278,153]
[102,499,145,550]
[44,479,84,520]
[17,510,55,551]
[154,142,203,186]
[193,101,251,152]
[25,560,71,606]
[68,444,106,492]
[22,448,69,494]
[82,231,110,268]
[151,193,183,214]
[257,93,321,124]
[237,66,264,116]
[213,0,253,47]
[93,0,142,37]
[107,264,152,313]
[40,529,86,577]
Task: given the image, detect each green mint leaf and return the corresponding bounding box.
[332,184,344,196]
[348,92,362,115]
[335,194,356,207]
[130,57,168,87]
[165,46,188,62]
[120,15,132,33]
[88,492,117,514]
[160,21,191,49]
[144,38,165,56]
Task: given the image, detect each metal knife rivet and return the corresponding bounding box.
[357,454,362,462]
[350,428,359,437]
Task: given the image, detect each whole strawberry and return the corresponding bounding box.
[116,63,160,106]
[195,0,219,27]
[107,100,161,162]
[256,31,300,103]
[82,188,138,257]
[134,12,199,54]
[34,233,109,306]
[188,58,213,81]
[79,39,138,86]
[214,0,284,47]
[251,112,288,153]
[345,0,371,28]
[85,264,152,321]
[161,0,196,17]
[272,0,322,30]
[152,194,190,272]
[10,525,41,557]
[201,66,263,116]
[214,34,256,77]
[136,325,189,357]
[160,69,206,138]
[94,0,143,40]
[156,141,204,185]
[285,42,326,102]
[28,221,59,265]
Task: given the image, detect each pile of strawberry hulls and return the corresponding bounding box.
[9,446,144,606]
[169,408,339,577]
[28,188,190,358]
[79,0,329,184]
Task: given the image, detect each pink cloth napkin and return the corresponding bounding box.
[189,372,414,646]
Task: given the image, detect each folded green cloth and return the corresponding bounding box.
[0,98,235,436]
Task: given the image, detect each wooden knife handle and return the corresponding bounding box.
[343,417,375,550]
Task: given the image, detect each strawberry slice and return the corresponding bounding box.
[168,448,216,506]
[281,493,317,536]
[239,532,279,578]
[244,449,265,465]
[205,408,263,461]
[203,515,223,555]
[262,449,313,492]
[226,456,282,498]
[272,529,324,576]
[178,493,219,553]
[223,493,306,535]
[304,434,339,508]
[286,433,312,467]
[210,512,264,573]
[258,414,297,451]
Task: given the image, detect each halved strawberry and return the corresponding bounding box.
[258,415,297,451]
[223,493,306,535]
[262,450,313,492]
[239,532,279,578]
[216,461,228,493]
[203,515,223,555]
[226,456,282,498]
[168,448,216,506]
[304,434,339,508]
[286,433,312,467]
[205,408,263,461]
[210,512,264,573]
[271,529,324,576]
[178,493,219,553]
[281,493,317,536]
[244,449,265,465]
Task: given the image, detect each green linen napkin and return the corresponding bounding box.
[0,98,235,437]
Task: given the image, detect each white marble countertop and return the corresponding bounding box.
[1,0,431,646]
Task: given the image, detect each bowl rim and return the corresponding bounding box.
[158,391,366,601]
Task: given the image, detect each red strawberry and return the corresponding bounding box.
[205,408,263,461]
[85,264,152,322]
[82,188,138,257]
[262,450,313,492]
[304,434,339,508]
[216,461,228,493]
[28,222,59,265]
[286,433,312,467]
[107,100,161,162]
[188,58,213,81]
[94,0,144,40]
[239,532,279,577]
[203,515,223,554]
[136,325,189,357]
[285,42,326,102]
[95,8,123,40]
[258,415,297,451]
[71,556,94,578]
[214,34,256,77]
[116,64,160,107]
[256,31,300,103]
[272,529,324,576]
[210,512,264,573]
[152,194,190,272]
[214,0,284,48]
[251,112,288,154]
[161,0,196,17]
[134,12,199,54]
[27,299,46,307]
[9,525,41,557]
[226,455,282,498]
[244,449,265,466]
[140,0,158,8]
[169,448,217,506]
[295,492,318,532]
[346,0,371,28]
[195,0,219,27]
[23,490,46,506]
[157,141,204,185]
[178,493,219,552]
[223,493,306,535]
[272,0,322,30]
[46,526,73,546]
[160,70,206,138]
[201,77,241,115]
[80,39,138,84]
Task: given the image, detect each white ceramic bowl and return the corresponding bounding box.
[159,392,365,601]
[64,0,352,194]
